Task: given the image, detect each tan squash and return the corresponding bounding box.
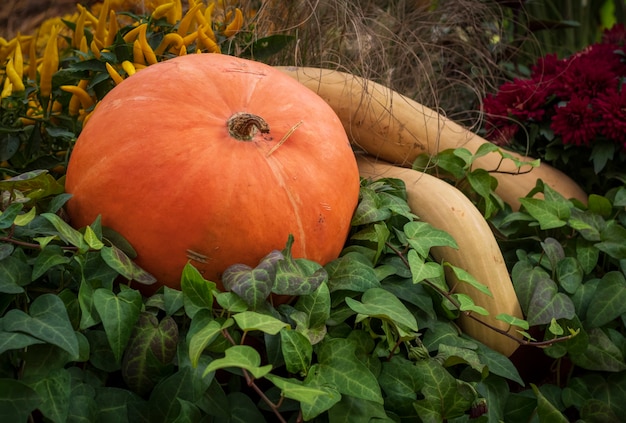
[276,66,587,210]
[358,155,523,357]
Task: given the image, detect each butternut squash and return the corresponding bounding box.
[357,155,523,357]
[276,66,587,210]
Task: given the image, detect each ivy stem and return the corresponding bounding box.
[221,329,287,423]
[385,241,576,348]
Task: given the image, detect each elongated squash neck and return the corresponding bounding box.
[227,112,270,141]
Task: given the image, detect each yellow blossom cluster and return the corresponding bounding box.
[0,0,247,126]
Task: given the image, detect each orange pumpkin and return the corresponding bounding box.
[65,53,360,294]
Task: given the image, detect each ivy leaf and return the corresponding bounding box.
[408,250,444,285]
[0,379,41,422]
[404,221,458,259]
[596,221,626,259]
[25,368,72,423]
[187,314,228,368]
[121,313,179,396]
[279,329,313,375]
[222,250,283,309]
[100,245,156,285]
[350,222,390,263]
[518,197,570,230]
[0,202,24,229]
[345,287,418,334]
[180,263,216,319]
[93,286,142,363]
[2,294,79,358]
[31,245,71,280]
[294,281,331,329]
[527,277,575,326]
[556,257,583,294]
[586,272,626,328]
[202,345,272,379]
[309,337,383,404]
[532,383,569,423]
[325,252,380,292]
[474,341,524,385]
[0,255,32,293]
[351,187,392,225]
[273,235,328,296]
[378,356,424,417]
[232,311,289,335]
[446,263,492,297]
[570,327,626,372]
[452,293,489,315]
[413,358,474,421]
[41,212,89,252]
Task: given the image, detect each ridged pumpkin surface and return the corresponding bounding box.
[65,53,360,293]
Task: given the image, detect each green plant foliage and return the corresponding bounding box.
[1,168,562,422]
[421,146,626,421]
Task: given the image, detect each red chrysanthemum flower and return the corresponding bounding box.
[483,78,549,122]
[594,88,626,145]
[530,53,567,95]
[556,53,620,99]
[602,23,626,46]
[550,96,600,146]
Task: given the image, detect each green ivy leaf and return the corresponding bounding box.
[596,221,626,259]
[474,342,524,386]
[404,221,458,259]
[518,197,570,230]
[345,287,418,334]
[202,345,272,379]
[2,294,79,358]
[222,250,283,309]
[570,327,626,372]
[532,383,569,423]
[0,202,23,229]
[446,263,492,297]
[187,312,227,368]
[294,281,331,329]
[408,250,444,285]
[555,257,583,294]
[25,368,72,423]
[452,293,489,315]
[121,313,178,396]
[233,311,289,335]
[93,286,142,363]
[378,356,424,417]
[180,263,216,319]
[351,187,392,225]
[0,379,41,422]
[280,329,313,375]
[0,254,30,293]
[84,225,105,250]
[31,245,71,280]
[586,272,626,328]
[413,358,474,420]
[273,235,328,296]
[41,212,89,252]
[527,276,575,326]
[100,245,156,285]
[308,337,383,404]
[325,252,380,292]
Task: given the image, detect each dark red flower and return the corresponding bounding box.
[556,53,620,99]
[594,88,626,145]
[602,23,626,46]
[550,96,600,146]
[483,78,549,122]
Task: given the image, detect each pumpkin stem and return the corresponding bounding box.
[227,112,270,141]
